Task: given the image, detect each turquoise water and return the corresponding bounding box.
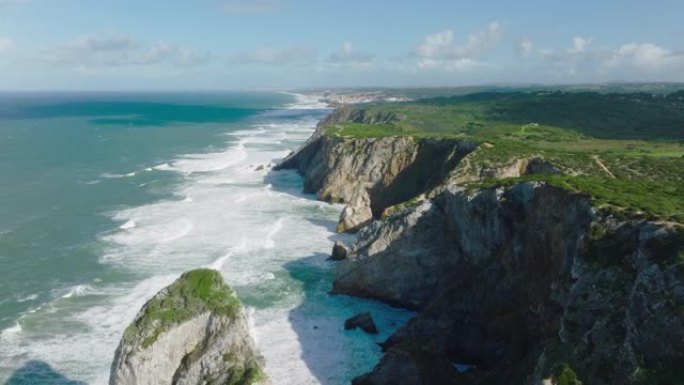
[0,92,412,384]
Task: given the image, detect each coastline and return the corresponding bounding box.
[0,92,413,385]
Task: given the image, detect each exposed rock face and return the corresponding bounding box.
[277,108,683,384]
[525,157,561,175]
[110,269,267,385]
[336,184,684,385]
[344,312,378,334]
[332,200,451,309]
[317,108,402,128]
[330,241,348,261]
[275,112,477,232]
[352,344,462,385]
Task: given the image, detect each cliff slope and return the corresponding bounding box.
[110,269,267,385]
[276,93,684,384]
[338,184,684,385]
[275,108,478,232]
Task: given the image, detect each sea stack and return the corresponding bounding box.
[110,269,268,385]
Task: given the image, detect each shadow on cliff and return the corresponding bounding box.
[263,169,311,197]
[282,255,413,385]
[4,360,86,385]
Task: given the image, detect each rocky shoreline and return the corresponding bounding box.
[109,106,683,385]
[277,107,684,385]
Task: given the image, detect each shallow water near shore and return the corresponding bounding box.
[0,92,412,384]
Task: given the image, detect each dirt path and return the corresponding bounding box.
[592,155,616,179]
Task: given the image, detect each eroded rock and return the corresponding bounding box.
[110,269,267,385]
[344,312,378,335]
[340,184,684,384]
[330,241,348,261]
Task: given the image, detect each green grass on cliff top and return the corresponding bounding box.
[123,268,241,348]
[324,90,684,222]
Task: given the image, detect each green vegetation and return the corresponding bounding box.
[123,269,241,348]
[325,90,684,223]
[468,174,683,222]
[634,365,684,385]
[553,363,583,385]
[226,365,263,385]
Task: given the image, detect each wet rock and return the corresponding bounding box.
[352,344,461,385]
[344,312,379,335]
[329,241,348,261]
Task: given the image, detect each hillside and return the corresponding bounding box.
[323,91,684,222]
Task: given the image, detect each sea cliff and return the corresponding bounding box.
[277,106,684,385]
[275,109,478,232]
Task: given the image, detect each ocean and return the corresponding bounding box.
[0,92,412,385]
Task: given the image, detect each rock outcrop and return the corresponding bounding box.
[330,241,348,261]
[352,344,462,385]
[274,107,683,384]
[110,269,267,385]
[344,312,378,335]
[333,183,684,385]
[274,110,477,232]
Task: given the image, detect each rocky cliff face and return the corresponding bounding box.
[335,184,684,385]
[274,108,683,384]
[110,269,267,385]
[275,108,477,232]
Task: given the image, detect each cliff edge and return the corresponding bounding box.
[339,184,684,385]
[275,101,684,384]
[274,108,478,232]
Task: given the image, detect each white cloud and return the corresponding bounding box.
[227,46,316,65]
[0,37,14,53]
[417,57,485,71]
[57,35,138,53]
[518,38,534,57]
[524,36,684,80]
[328,41,374,64]
[45,34,210,67]
[221,0,280,14]
[568,37,592,54]
[605,42,682,70]
[412,21,502,70]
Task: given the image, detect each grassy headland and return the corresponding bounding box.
[324,91,684,222]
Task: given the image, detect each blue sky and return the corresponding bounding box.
[0,0,683,90]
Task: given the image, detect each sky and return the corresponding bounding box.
[0,0,683,90]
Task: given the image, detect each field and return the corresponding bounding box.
[325,91,684,222]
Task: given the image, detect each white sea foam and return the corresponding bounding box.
[264,217,284,249]
[0,94,413,385]
[1,322,22,335]
[61,284,94,299]
[16,293,38,303]
[152,163,172,171]
[282,92,330,109]
[119,220,136,230]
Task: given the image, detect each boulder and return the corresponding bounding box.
[329,241,348,261]
[344,312,378,335]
